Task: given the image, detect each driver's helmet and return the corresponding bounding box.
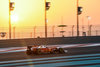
[38,45,45,48]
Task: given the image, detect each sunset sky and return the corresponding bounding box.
[0,0,100,28]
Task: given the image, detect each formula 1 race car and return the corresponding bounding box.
[26,45,65,55]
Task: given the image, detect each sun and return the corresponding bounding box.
[11,14,18,23]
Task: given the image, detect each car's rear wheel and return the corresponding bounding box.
[36,49,42,55]
[26,50,32,55]
[54,50,59,54]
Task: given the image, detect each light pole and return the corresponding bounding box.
[45,1,51,38]
[44,0,47,38]
[9,0,11,39]
[77,0,79,37]
[9,0,15,39]
[77,0,83,37]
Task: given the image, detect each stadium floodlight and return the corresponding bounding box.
[10,2,15,11]
[78,6,83,15]
[46,2,51,11]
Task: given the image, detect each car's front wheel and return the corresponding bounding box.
[58,48,65,54]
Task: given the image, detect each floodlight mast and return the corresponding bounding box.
[9,0,11,39]
[45,1,51,38]
[77,0,79,37]
[9,0,15,39]
[77,0,83,37]
[45,0,47,38]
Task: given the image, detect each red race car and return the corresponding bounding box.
[26,45,65,55]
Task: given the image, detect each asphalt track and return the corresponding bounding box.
[0,43,100,67]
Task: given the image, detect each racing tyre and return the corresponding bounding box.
[36,49,42,55]
[59,48,65,54]
[26,50,32,55]
[51,49,59,54]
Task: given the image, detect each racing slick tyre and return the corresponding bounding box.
[54,49,59,54]
[51,49,59,54]
[59,48,65,54]
[36,49,42,55]
[26,50,32,55]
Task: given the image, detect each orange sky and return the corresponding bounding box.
[0,0,100,28]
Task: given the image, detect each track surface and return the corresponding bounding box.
[0,43,100,67]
